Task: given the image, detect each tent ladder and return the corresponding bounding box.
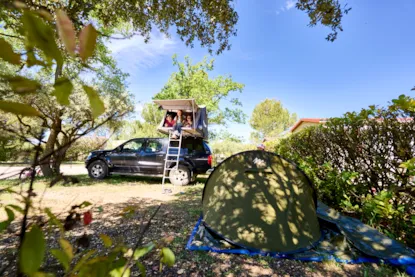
[162,130,182,193]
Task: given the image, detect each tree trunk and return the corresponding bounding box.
[40,62,64,176]
[40,118,62,177]
[52,143,70,174]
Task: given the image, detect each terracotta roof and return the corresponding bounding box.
[290,118,326,132]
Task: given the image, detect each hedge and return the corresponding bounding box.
[276,95,415,248]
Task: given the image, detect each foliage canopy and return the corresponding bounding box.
[154,55,245,126]
[250,99,297,140]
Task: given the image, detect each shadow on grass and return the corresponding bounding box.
[0,180,408,277]
[59,174,209,187]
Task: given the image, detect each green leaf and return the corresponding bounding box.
[109,257,129,277]
[0,101,41,117]
[160,247,175,267]
[73,250,96,272]
[35,9,53,21]
[7,204,24,214]
[0,221,10,232]
[56,9,76,55]
[136,262,146,277]
[1,75,41,94]
[133,242,155,260]
[26,51,47,67]
[83,85,105,118]
[20,225,46,274]
[79,201,93,208]
[0,37,21,64]
[0,207,15,232]
[5,207,15,222]
[411,215,415,225]
[99,234,112,248]
[22,11,63,66]
[53,77,73,105]
[79,24,98,62]
[44,208,64,233]
[59,238,73,260]
[50,249,70,271]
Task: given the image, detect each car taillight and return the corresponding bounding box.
[208,155,212,166]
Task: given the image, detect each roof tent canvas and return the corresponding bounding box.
[153,99,208,140]
[202,150,321,252]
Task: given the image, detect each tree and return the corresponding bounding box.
[209,129,243,143]
[141,103,164,126]
[0,9,177,276]
[65,135,108,161]
[154,55,245,125]
[0,0,240,175]
[115,103,165,140]
[250,99,297,140]
[0,0,238,55]
[296,0,352,42]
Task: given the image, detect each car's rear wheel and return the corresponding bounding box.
[169,165,190,186]
[88,160,108,179]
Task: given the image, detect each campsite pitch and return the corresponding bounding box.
[0,176,409,276]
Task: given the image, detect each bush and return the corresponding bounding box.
[276,95,415,247]
[210,140,255,158]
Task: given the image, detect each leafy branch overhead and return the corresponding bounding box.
[0,0,238,55]
[0,6,102,118]
[296,0,352,41]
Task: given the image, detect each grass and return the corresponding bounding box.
[0,175,412,277]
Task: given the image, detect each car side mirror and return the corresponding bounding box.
[116,146,122,152]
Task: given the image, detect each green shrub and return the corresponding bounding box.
[276,95,415,247]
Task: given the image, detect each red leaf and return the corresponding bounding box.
[56,9,76,55]
[79,24,97,62]
[83,211,92,225]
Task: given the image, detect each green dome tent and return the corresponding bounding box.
[202,150,321,252]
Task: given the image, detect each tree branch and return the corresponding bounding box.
[122,204,162,276]
[17,130,44,276]
[0,32,24,40]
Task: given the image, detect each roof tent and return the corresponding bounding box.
[202,150,321,252]
[153,99,208,140]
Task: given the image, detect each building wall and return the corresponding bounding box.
[292,122,320,134]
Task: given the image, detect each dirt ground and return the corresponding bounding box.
[0,175,409,276]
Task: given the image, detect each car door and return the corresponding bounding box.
[140,138,165,174]
[110,139,144,173]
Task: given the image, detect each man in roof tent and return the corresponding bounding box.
[171,109,185,138]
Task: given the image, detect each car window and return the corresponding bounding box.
[122,140,144,152]
[145,139,163,153]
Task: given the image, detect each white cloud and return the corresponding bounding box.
[285,0,296,10]
[276,0,296,15]
[108,31,177,70]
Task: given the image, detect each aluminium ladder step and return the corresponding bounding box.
[162,130,183,193]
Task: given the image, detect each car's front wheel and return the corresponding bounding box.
[88,160,108,179]
[169,165,190,186]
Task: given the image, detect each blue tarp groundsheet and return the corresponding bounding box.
[186,202,415,276]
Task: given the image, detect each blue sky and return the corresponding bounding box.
[108,0,415,141]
